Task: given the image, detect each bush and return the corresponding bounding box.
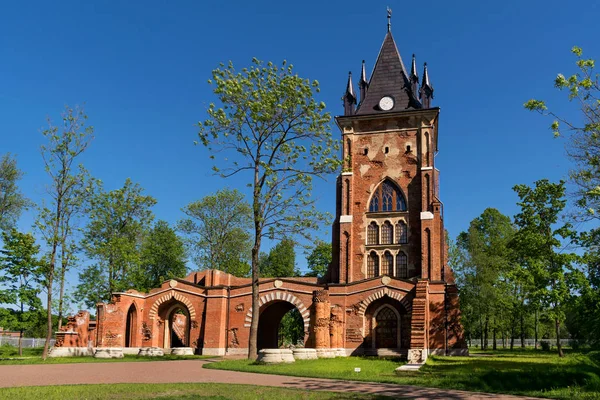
[540,341,551,351]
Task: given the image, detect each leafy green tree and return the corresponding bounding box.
[178,189,251,277]
[511,180,580,357]
[0,154,31,232]
[35,106,93,359]
[76,178,156,307]
[197,59,341,359]
[134,220,188,290]
[454,208,515,349]
[0,229,42,355]
[305,240,331,278]
[260,238,297,278]
[278,308,304,347]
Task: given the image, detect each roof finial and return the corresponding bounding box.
[387,7,392,32]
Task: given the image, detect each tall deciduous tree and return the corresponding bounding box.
[197,59,341,359]
[0,230,42,355]
[0,154,31,232]
[305,240,332,279]
[511,180,579,357]
[76,178,156,307]
[35,106,93,359]
[178,188,251,276]
[260,238,297,278]
[134,220,188,291]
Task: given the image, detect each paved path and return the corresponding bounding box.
[0,359,544,400]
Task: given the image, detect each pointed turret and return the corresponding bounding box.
[354,31,421,114]
[359,60,369,104]
[343,71,357,116]
[410,54,419,94]
[420,63,434,108]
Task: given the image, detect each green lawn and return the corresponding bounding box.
[204,349,600,400]
[0,346,214,365]
[0,383,385,400]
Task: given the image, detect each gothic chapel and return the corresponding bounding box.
[53,18,467,362]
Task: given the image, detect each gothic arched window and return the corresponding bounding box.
[368,179,407,213]
[397,252,408,278]
[381,221,393,244]
[367,222,379,245]
[396,221,407,244]
[367,252,379,278]
[382,251,393,276]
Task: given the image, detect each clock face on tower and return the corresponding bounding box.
[378,96,394,111]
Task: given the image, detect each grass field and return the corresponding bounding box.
[0,383,384,400]
[0,346,213,365]
[204,349,600,400]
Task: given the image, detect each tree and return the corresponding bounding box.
[260,238,297,278]
[454,208,515,349]
[76,178,156,307]
[0,153,30,232]
[35,106,93,359]
[197,58,341,359]
[0,229,42,355]
[134,220,188,291]
[178,189,251,276]
[305,240,331,278]
[511,180,579,357]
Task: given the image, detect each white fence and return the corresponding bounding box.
[0,336,54,348]
[468,338,572,347]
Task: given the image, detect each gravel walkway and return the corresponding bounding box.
[0,359,545,400]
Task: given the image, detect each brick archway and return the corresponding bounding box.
[148,290,197,320]
[357,288,412,317]
[244,291,310,330]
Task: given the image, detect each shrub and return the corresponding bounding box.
[540,341,551,351]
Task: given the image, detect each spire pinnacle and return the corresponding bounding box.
[359,60,369,104]
[345,71,356,99]
[420,62,434,108]
[410,54,418,81]
[360,60,367,84]
[422,62,431,88]
[344,71,357,116]
[387,7,392,32]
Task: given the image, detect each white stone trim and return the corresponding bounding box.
[341,172,353,176]
[202,347,226,356]
[421,167,433,171]
[244,291,310,330]
[340,215,353,223]
[356,288,412,316]
[420,211,434,220]
[148,290,197,320]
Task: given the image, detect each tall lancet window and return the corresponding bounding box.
[367,222,379,245]
[381,221,393,244]
[382,181,394,211]
[396,221,407,244]
[397,252,408,278]
[367,252,379,278]
[382,251,393,276]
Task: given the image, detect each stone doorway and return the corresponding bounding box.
[257,301,304,350]
[124,304,137,347]
[373,305,399,348]
[159,301,191,348]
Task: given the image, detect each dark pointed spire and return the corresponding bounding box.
[359,60,368,104]
[387,7,392,32]
[343,71,357,116]
[410,54,419,94]
[420,62,434,108]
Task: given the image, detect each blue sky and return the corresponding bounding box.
[1,0,598,289]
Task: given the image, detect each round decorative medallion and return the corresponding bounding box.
[378,96,394,111]
[169,279,178,288]
[381,276,391,285]
[274,279,283,288]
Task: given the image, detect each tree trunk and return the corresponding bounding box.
[57,251,68,331]
[247,164,262,361]
[480,316,484,349]
[483,315,489,350]
[492,318,497,350]
[42,274,54,360]
[510,318,515,350]
[555,318,564,357]
[18,299,23,357]
[534,308,538,350]
[520,313,525,348]
[502,331,506,349]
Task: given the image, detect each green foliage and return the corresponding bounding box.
[133,220,188,291]
[76,178,156,307]
[0,154,31,232]
[305,240,332,278]
[0,230,43,346]
[278,308,304,347]
[197,58,342,358]
[178,189,251,277]
[259,238,297,278]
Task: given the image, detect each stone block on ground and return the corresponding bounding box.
[316,349,336,358]
[122,347,141,355]
[171,347,194,356]
[332,348,347,357]
[292,348,317,360]
[48,347,94,357]
[257,348,295,363]
[138,347,164,357]
[94,348,124,359]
